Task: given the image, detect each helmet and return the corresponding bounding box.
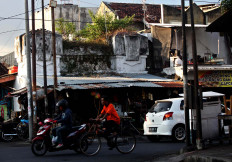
[56,99,68,109]
[44,118,53,124]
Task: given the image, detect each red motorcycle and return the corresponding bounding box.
[31,118,86,156]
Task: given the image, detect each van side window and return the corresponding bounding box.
[180,100,184,110]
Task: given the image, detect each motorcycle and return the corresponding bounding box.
[31,118,87,156]
[0,115,29,142]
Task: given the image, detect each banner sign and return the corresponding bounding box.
[199,71,232,87]
[0,105,8,120]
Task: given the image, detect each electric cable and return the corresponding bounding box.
[0,4,49,22]
[0,29,25,35]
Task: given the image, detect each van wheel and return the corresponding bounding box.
[172,125,185,142]
[147,135,159,142]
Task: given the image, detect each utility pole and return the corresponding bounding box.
[42,0,48,117]
[142,0,147,30]
[25,0,33,142]
[189,0,202,150]
[50,0,58,114]
[31,0,37,128]
[181,0,191,147]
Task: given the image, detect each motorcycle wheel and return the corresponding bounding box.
[31,139,47,156]
[1,132,13,142]
[16,123,29,140]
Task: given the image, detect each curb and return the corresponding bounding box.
[184,155,232,162]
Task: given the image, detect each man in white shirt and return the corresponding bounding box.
[175,54,183,67]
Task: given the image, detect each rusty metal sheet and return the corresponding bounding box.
[154,82,183,87]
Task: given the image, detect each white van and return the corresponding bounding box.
[143,91,224,142]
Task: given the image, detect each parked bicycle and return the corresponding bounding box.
[79,117,137,156]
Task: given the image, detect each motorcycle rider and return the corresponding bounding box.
[53,99,72,149]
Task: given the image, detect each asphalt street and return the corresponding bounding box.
[0,138,185,162]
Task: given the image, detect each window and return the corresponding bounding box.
[180,100,184,110]
[148,101,172,113]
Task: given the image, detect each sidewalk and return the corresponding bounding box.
[153,142,232,162]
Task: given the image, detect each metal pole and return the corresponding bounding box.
[31,0,37,127]
[42,0,48,117]
[25,0,33,142]
[189,0,202,150]
[51,3,58,113]
[181,0,191,147]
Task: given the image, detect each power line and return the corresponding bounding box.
[0,29,25,35]
[0,20,24,53]
[0,4,49,22]
[79,0,99,6]
[0,16,132,25]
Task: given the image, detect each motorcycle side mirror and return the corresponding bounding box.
[38,122,43,126]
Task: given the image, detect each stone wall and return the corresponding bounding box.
[60,42,113,76]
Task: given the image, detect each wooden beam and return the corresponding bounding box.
[0,75,16,84]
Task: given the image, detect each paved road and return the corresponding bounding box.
[0,138,185,162]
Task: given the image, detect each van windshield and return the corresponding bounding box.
[148,101,172,113]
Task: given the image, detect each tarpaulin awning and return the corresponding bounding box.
[5,87,53,100]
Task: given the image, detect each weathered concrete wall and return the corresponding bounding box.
[61,43,113,76]
[112,34,149,73]
[163,5,182,24]
[186,3,205,24]
[205,7,222,24]
[14,30,63,77]
[124,35,140,61]
[97,2,116,18]
[79,7,98,30]
[33,4,97,31]
[60,55,111,76]
[112,35,125,55]
[60,34,149,75]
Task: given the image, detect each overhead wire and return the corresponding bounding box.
[0,21,24,53]
[0,4,49,22]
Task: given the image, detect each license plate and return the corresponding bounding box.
[149,127,157,132]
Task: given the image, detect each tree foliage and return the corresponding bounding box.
[55,18,76,39]
[78,10,134,41]
[220,0,232,12]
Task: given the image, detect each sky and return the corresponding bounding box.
[0,0,219,56]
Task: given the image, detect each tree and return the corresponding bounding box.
[55,18,76,39]
[220,0,232,12]
[79,10,134,41]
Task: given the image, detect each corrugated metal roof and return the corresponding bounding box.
[56,82,163,90]
[36,74,173,87]
[154,82,183,87]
